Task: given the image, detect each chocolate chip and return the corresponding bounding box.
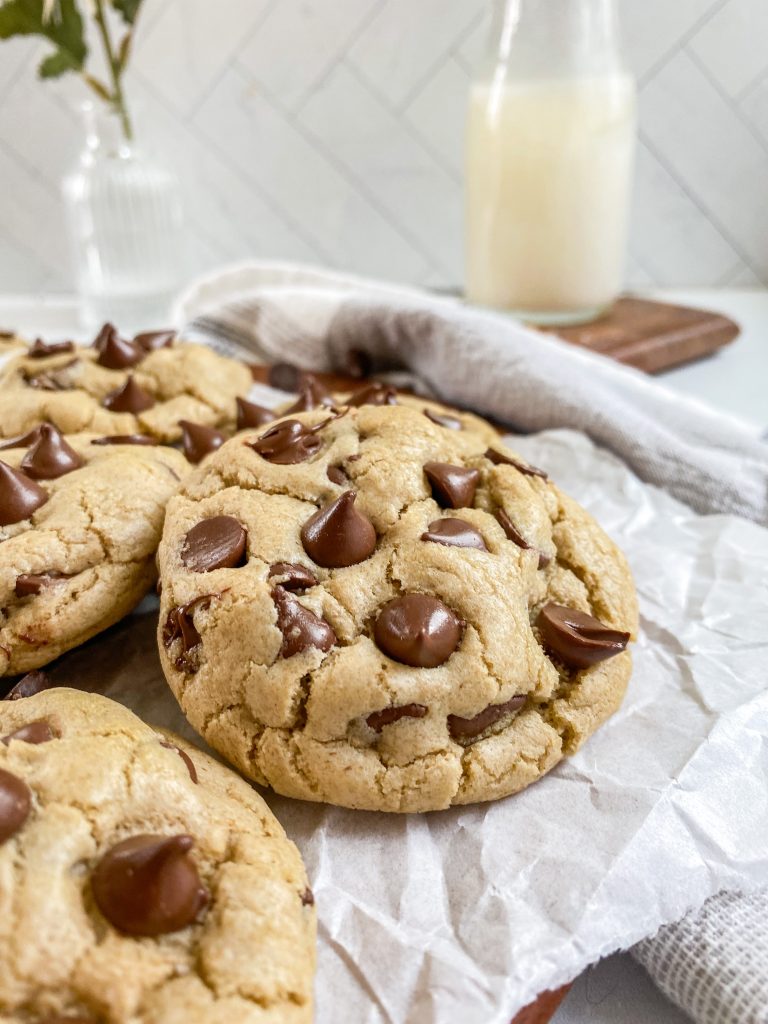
[373,594,463,668]
[268,362,302,392]
[134,329,176,351]
[249,419,323,465]
[179,421,227,464]
[91,833,208,936]
[181,516,247,573]
[424,462,479,509]
[160,740,198,784]
[102,376,155,413]
[485,448,548,479]
[272,586,336,658]
[95,327,144,369]
[344,383,397,407]
[0,426,45,451]
[421,518,487,550]
[448,695,526,741]
[3,670,51,700]
[0,461,48,526]
[236,396,274,430]
[2,719,56,745]
[20,424,83,480]
[496,510,550,569]
[301,491,376,568]
[15,571,69,597]
[90,434,158,446]
[366,703,428,731]
[268,562,318,591]
[162,595,216,672]
[28,338,75,359]
[424,409,462,430]
[300,887,315,906]
[536,603,630,669]
[327,465,349,486]
[284,374,333,413]
[0,767,31,844]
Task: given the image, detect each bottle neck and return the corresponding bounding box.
[79,102,135,161]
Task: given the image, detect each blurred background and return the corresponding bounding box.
[1,0,766,297]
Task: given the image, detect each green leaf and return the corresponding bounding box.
[0,0,86,79]
[111,0,142,25]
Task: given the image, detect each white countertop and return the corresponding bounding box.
[2,287,764,1024]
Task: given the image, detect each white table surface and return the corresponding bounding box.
[1,287,765,1024]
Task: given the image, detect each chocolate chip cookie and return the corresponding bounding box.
[0,325,253,442]
[0,688,315,1021]
[157,403,638,812]
[0,428,188,675]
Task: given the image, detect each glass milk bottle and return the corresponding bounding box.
[466,0,636,324]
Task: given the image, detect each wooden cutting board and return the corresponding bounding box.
[535,295,739,372]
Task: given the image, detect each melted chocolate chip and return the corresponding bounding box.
[236,396,274,430]
[496,510,550,569]
[366,703,428,732]
[0,426,45,451]
[373,594,463,668]
[249,419,323,465]
[344,383,397,407]
[96,327,144,369]
[29,338,75,359]
[134,329,176,351]
[15,571,69,597]
[485,448,548,479]
[300,887,315,906]
[326,465,349,486]
[268,362,302,392]
[284,374,333,413]
[421,518,487,550]
[301,491,377,568]
[2,719,56,745]
[181,516,247,573]
[20,424,83,480]
[102,376,155,413]
[160,740,198,784]
[268,562,318,592]
[0,768,31,844]
[448,695,526,741]
[0,461,48,526]
[423,462,479,509]
[424,408,462,430]
[162,595,217,672]
[91,833,208,936]
[272,586,336,658]
[3,670,51,700]
[90,434,158,446]
[537,603,630,669]
[179,421,227,464]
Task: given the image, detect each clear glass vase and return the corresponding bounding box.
[62,103,185,332]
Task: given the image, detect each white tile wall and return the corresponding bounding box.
[0,0,767,295]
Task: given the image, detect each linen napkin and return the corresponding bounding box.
[173,261,768,1023]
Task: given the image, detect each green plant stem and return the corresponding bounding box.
[92,0,132,141]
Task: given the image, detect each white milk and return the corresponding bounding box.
[465,75,636,321]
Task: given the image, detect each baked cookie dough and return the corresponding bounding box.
[0,427,188,675]
[0,325,253,442]
[0,688,315,1022]
[157,403,638,812]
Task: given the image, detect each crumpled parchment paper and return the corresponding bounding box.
[38,418,768,1023]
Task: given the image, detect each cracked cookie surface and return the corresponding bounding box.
[157,403,638,812]
[0,688,315,1023]
[1,434,188,675]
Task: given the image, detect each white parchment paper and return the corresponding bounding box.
[40,423,768,1022]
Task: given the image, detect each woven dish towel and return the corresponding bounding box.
[174,261,768,1023]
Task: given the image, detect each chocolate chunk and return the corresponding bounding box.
[96,327,144,369]
[268,361,302,392]
[0,768,31,844]
[424,462,479,509]
[448,695,526,740]
[28,338,75,359]
[496,510,550,569]
[91,833,208,936]
[284,374,333,413]
[300,887,315,906]
[421,518,487,550]
[4,670,51,700]
[134,329,176,351]
[2,719,56,745]
[326,465,348,486]
[249,419,323,465]
[424,408,462,430]
[160,740,198,784]
[268,562,318,591]
[102,376,155,413]
[272,586,336,658]
[179,421,227,464]
[366,703,428,732]
[20,423,83,480]
[373,594,463,668]
[344,383,397,407]
[301,491,376,568]
[162,595,216,672]
[0,425,45,451]
[485,448,548,479]
[0,461,48,526]
[236,396,274,430]
[15,570,69,597]
[90,434,158,446]
[181,516,247,573]
[536,603,630,669]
